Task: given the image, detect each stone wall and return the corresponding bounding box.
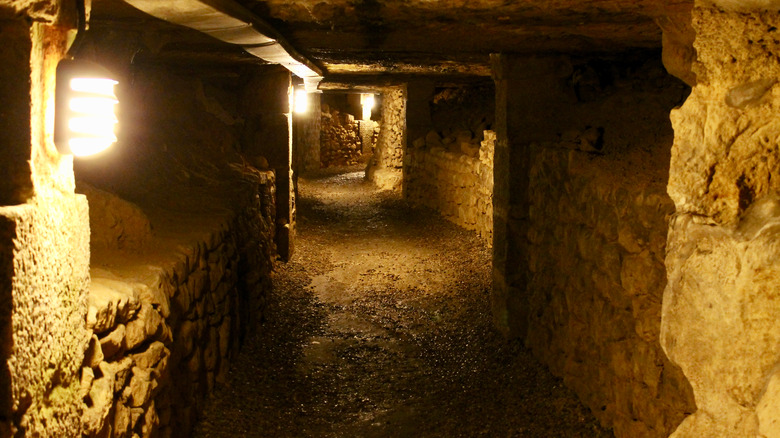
[405,130,494,243]
[240,67,295,261]
[320,104,378,167]
[404,84,495,243]
[79,174,276,437]
[367,87,405,190]
[661,4,780,437]
[492,54,695,438]
[294,93,321,174]
[68,34,287,437]
[525,145,692,438]
[0,7,92,436]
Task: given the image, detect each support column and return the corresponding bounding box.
[366,86,405,191]
[661,4,780,437]
[242,66,295,260]
[0,2,91,435]
[293,91,321,175]
[490,54,573,338]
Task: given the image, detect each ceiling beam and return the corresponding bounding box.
[121,0,324,91]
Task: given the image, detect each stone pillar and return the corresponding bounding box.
[366,86,405,191]
[490,54,573,337]
[242,66,295,261]
[0,2,91,435]
[660,4,780,437]
[293,91,321,175]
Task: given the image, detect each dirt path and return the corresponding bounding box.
[194,168,613,437]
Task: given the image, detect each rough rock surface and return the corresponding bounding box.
[0,9,90,436]
[194,168,613,437]
[0,193,91,437]
[661,4,780,437]
[77,182,153,251]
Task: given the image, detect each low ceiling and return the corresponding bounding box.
[90,0,693,82]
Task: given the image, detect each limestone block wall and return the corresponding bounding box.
[661,5,780,437]
[405,130,494,243]
[367,87,405,190]
[525,145,692,438]
[79,174,276,438]
[493,54,695,438]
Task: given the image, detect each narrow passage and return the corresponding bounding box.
[194,168,613,437]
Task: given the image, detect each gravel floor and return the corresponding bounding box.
[193,167,614,438]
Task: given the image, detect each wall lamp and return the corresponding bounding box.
[361,93,375,121]
[54,60,119,157]
[294,87,309,115]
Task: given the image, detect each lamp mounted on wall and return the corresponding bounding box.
[361,93,375,121]
[54,59,119,157]
[294,87,309,115]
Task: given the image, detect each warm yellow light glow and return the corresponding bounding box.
[69,97,118,114]
[361,93,375,120]
[70,78,118,96]
[65,77,118,156]
[294,88,309,114]
[69,137,116,157]
[68,117,118,136]
[55,61,120,157]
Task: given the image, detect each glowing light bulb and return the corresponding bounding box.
[55,61,121,157]
[66,77,118,156]
[294,89,308,114]
[361,93,375,120]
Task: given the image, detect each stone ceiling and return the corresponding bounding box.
[90,0,693,80]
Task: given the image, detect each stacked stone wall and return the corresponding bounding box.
[320,105,378,167]
[79,174,276,438]
[405,130,494,243]
[525,146,691,437]
[493,55,696,438]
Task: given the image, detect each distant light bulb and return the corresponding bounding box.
[361,93,375,121]
[294,89,308,114]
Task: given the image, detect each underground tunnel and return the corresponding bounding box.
[3,0,780,437]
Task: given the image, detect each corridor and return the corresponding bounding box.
[193,168,612,437]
